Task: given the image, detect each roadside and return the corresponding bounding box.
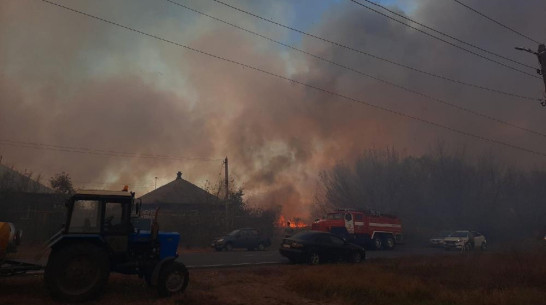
[1,249,545,305]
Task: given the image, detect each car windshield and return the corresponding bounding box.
[228,230,240,236]
[450,231,468,237]
[290,231,321,241]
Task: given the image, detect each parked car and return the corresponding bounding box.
[211,228,271,251]
[429,231,452,247]
[279,230,366,265]
[444,230,487,251]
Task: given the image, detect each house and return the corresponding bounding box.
[0,163,53,193]
[0,164,65,242]
[139,171,220,209]
[138,172,225,246]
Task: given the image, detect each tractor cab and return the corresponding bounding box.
[45,189,188,302]
[52,190,134,255]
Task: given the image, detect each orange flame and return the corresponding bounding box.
[277,215,307,228]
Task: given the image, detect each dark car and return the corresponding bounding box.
[279,231,365,265]
[211,228,271,251]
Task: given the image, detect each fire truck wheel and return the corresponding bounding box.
[384,237,395,250]
[373,237,383,250]
[307,250,320,265]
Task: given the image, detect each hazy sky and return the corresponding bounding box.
[1,0,545,219]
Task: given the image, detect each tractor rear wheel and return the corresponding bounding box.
[44,243,109,302]
[157,261,189,297]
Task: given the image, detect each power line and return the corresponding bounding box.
[173,0,540,101]
[344,0,542,80]
[0,139,222,161]
[35,0,546,158]
[353,0,537,70]
[166,0,546,138]
[452,0,543,45]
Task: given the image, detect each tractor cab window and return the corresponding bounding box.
[104,202,126,234]
[69,200,100,233]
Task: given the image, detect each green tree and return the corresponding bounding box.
[49,172,74,194]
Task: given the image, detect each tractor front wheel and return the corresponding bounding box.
[44,243,109,302]
[157,261,189,297]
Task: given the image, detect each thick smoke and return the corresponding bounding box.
[1,0,545,219]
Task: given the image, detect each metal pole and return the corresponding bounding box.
[515,44,546,105]
[224,157,229,200]
[224,157,229,229]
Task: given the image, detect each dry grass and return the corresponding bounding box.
[288,250,546,305]
[1,249,546,305]
[0,265,337,305]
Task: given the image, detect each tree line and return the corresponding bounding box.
[314,146,546,242]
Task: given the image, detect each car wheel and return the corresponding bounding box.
[224,243,233,251]
[480,242,487,251]
[384,237,395,250]
[257,243,265,251]
[463,243,470,252]
[350,251,363,263]
[373,237,383,250]
[308,251,320,265]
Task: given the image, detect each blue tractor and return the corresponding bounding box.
[44,189,188,302]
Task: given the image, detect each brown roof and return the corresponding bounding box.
[138,174,219,205]
[0,164,53,193]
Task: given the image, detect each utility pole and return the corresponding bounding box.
[224,157,229,200]
[515,43,546,106]
[224,157,229,229]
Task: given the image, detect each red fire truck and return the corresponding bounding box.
[311,209,403,250]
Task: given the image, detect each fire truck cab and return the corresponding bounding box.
[312,209,402,250]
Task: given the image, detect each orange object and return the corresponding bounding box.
[0,222,11,260]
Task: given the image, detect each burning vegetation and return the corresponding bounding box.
[276,215,307,228]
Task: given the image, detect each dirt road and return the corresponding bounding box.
[181,244,456,268]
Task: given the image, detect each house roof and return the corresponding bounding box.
[0,164,53,193]
[75,190,133,198]
[138,172,219,205]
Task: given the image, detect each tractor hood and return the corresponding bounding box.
[130,231,180,259]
